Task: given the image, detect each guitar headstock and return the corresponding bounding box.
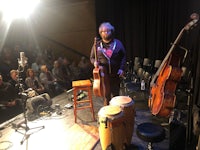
[184,13,199,31]
[94,37,97,43]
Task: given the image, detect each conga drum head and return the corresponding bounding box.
[98,105,122,119]
[110,96,134,107]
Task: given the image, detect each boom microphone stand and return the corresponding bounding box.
[15,52,45,145]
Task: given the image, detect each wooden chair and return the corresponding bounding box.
[143,58,152,73]
[151,59,162,75]
[134,57,142,71]
[72,79,95,123]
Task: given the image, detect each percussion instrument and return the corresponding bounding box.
[110,96,135,145]
[98,105,126,150]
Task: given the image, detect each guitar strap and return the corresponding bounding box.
[100,40,116,74]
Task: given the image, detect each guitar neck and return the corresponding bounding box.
[93,37,98,62]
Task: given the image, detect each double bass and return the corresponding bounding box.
[149,13,199,117]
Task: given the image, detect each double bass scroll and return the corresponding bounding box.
[148,13,199,117]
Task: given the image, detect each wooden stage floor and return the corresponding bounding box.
[1,83,191,150]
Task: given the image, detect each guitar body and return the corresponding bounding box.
[93,67,104,97]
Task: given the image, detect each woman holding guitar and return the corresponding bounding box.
[90,22,126,105]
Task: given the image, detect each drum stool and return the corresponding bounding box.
[72,79,95,123]
[136,122,165,150]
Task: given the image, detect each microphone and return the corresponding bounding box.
[18,52,28,67]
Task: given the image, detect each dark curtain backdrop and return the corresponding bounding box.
[95,0,200,106]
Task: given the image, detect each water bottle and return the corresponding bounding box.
[141,79,145,91]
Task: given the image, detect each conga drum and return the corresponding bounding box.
[110,96,135,146]
[98,105,126,150]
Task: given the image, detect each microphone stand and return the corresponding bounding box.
[14,53,45,145]
[185,76,193,147]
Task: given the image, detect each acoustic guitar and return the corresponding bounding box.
[92,37,104,97]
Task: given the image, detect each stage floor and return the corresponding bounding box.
[0,84,192,150]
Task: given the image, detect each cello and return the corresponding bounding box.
[149,13,199,117]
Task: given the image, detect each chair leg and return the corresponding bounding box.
[88,88,95,121]
[147,142,153,150]
[73,87,95,123]
[73,89,77,123]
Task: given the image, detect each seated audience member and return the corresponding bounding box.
[25,68,45,95]
[0,46,18,82]
[78,56,92,79]
[9,69,37,98]
[9,69,52,121]
[0,74,22,123]
[9,69,27,96]
[69,61,81,80]
[31,56,42,77]
[3,70,51,122]
[52,60,70,89]
[61,57,74,82]
[39,65,64,97]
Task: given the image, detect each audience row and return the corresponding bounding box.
[0,43,93,123]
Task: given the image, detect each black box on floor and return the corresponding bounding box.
[169,120,186,150]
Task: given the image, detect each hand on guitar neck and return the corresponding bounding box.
[7,100,17,107]
[0,99,20,107]
[0,99,17,108]
[94,61,98,68]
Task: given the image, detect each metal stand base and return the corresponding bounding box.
[15,124,45,145]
